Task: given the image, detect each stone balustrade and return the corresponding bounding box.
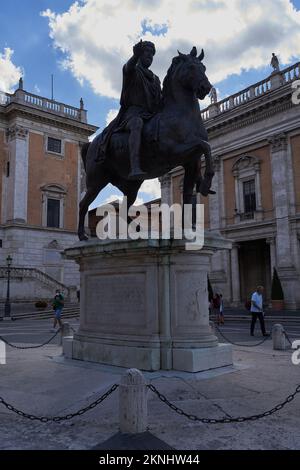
[0,88,87,123]
[201,61,300,121]
[0,266,68,295]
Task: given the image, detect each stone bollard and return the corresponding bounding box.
[61,322,72,337]
[60,322,73,347]
[272,324,287,350]
[0,340,6,365]
[119,368,148,434]
[209,320,216,337]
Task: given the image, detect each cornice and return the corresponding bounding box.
[205,90,295,139]
[1,102,98,137]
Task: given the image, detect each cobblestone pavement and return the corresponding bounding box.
[0,319,300,450]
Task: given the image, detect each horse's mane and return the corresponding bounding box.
[162,56,185,100]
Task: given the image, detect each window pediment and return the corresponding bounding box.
[40,184,67,195]
[232,155,260,176]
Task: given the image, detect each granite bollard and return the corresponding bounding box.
[272,324,287,350]
[119,369,148,434]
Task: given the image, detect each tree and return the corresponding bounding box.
[271,268,284,300]
[207,275,214,302]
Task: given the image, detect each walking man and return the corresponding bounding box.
[250,286,269,337]
[51,289,64,332]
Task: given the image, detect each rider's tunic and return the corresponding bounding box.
[95,62,161,163]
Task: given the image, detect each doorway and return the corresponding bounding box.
[239,239,271,302]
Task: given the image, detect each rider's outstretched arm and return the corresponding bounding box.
[124,40,143,74]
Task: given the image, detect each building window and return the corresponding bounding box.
[47,137,62,154]
[41,184,66,229]
[243,180,256,215]
[47,198,60,228]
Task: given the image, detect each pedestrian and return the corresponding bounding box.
[212,293,221,324]
[218,294,225,325]
[250,286,269,337]
[51,289,64,332]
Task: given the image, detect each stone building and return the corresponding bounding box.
[161,60,300,309]
[0,80,97,301]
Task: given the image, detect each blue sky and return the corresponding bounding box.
[1,0,300,206]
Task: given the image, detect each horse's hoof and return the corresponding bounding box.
[78,232,89,241]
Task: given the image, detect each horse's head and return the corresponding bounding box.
[163,47,212,100]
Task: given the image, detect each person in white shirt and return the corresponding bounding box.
[250,286,269,337]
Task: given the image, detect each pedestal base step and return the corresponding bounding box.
[66,337,232,373]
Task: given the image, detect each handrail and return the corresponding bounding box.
[0,266,68,293]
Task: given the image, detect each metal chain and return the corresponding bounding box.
[148,383,300,424]
[0,329,61,349]
[284,331,293,346]
[214,324,271,347]
[0,384,119,423]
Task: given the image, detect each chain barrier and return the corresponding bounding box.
[0,329,61,349]
[148,382,300,424]
[0,384,119,423]
[2,377,300,425]
[284,331,293,347]
[214,324,271,347]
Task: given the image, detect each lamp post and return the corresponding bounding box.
[4,255,12,319]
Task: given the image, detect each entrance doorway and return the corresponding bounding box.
[239,239,271,302]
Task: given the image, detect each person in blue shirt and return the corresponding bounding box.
[250,286,269,337]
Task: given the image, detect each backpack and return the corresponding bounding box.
[245,300,251,311]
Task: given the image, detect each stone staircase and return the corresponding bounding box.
[0,266,73,300]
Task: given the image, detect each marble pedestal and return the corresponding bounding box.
[64,235,232,372]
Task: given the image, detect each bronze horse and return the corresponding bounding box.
[78,47,214,240]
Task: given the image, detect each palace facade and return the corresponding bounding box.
[0,80,97,301]
[161,61,300,309]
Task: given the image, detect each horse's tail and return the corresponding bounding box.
[81,142,90,171]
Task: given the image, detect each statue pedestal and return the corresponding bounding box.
[64,236,232,372]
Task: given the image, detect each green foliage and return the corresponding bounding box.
[271,268,284,300]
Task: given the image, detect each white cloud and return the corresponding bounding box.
[103,193,146,206]
[140,178,161,199]
[106,108,119,126]
[102,194,123,204]
[103,179,161,203]
[42,0,300,99]
[0,48,23,93]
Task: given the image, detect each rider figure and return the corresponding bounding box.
[97,40,162,180]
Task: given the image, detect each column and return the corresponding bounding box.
[269,134,292,267]
[6,125,29,223]
[208,155,221,231]
[269,133,298,308]
[266,237,276,276]
[233,168,240,223]
[209,156,224,279]
[159,173,172,206]
[230,243,241,305]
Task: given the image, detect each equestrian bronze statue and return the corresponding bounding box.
[78,41,214,241]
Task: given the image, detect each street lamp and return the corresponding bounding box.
[4,255,12,319]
